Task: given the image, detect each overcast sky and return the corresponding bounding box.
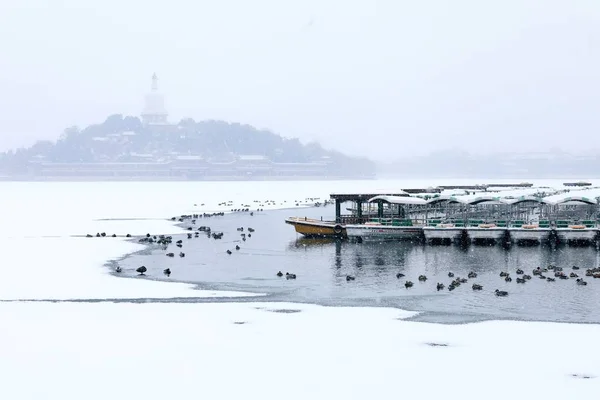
[0,0,598,161]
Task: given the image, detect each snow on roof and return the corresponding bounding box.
[367,195,428,205]
[552,196,597,206]
[501,196,554,205]
[426,195,468,205]
[464,196,504,205]
[330,189,409,197]
[543,188,600,205]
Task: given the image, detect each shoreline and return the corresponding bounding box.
[104,211,600,326]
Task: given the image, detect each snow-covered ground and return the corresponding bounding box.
[2,301,599,400]
[1,180,599,399]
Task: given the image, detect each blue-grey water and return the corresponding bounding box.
[117,206,600,324]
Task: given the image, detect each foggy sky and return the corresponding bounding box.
[0,0,598,161]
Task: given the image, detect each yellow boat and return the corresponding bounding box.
[285,217,346,238]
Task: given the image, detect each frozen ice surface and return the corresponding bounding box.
[1,180,600,400]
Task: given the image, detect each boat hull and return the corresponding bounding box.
[422,227,463,241]
[508,228,552,242]
[555,228,597,242]
[466,227,506,241]
[346,224,423,240]
[285,217,346,237]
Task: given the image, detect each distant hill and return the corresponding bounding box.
[0,115,376,180]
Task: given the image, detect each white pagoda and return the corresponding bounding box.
[141,73,169,125]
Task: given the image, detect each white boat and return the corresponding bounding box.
[555,226,598,242]
[422,224,463,241]
[508,226,552,242]
[466,225,507,242]
[345,223,423,241]
[345,195,427,241]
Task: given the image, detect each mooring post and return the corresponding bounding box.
[356,200,363,222]
[378,201,384,219]
[335,199,341,223]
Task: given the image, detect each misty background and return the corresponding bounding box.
[0,0,598,162]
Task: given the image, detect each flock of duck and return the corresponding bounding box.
[107,213,258,278]
[272,264,599,297]
[215,197,330,211]
[390,264,597,297]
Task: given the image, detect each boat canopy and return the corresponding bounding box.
[552,196,597,206]
[465,196,503,205]
[367,195,428,205]
[501,196,554,205]
[426,195,468,205]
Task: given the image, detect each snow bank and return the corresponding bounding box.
[0,302,598,400]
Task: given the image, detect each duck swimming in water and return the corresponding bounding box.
[468,272,477,279]
[136,266,147,275]
[405,281,414,288]
[516,269,524,275]
[495,289,508,297]
[418,275,427,282]
[396,272,405,279]
[163,268,171,277]
[346,275,356,281]
[115,266,122,273]
[472,283,483,291]
[448,272,455,278]
[576,278,588,286]
[276,271,283,277]
[436,283,445,291]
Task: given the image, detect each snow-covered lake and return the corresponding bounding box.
[1,180,599,399]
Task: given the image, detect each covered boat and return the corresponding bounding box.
[345,195,427,241]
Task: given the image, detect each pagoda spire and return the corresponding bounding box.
[141,72,168,125]
[151,73,158,92]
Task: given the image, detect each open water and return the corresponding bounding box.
[117,205,600,324]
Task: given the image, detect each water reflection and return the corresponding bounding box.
[120,207,600,324]
[284,237,600,323]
